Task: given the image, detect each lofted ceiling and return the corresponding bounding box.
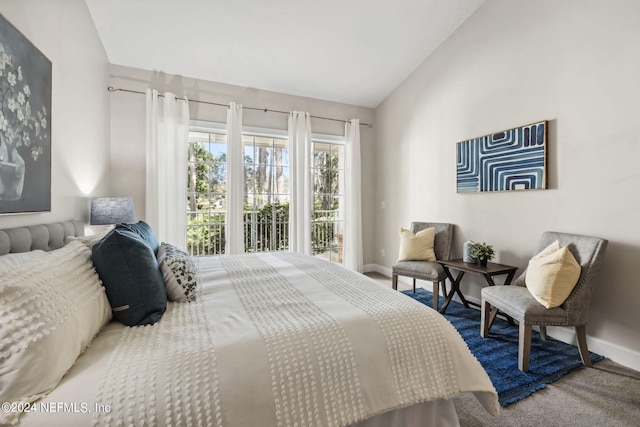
[85,0,485,108]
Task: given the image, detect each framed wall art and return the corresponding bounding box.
[456,120,547,193]
[0,13,51,214]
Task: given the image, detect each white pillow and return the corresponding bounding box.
[157,242,198,302]
[397,227,437,262]
[64,228,110,248]
[525,240,581,309]
[0,240,112,425]
[0,250,48,273]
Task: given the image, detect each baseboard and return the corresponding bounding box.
[364,263,640,372]
[363,263,388,275]
[541,326,640,372]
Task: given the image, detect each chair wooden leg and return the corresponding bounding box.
[539,325,547,340]
[432,282,439,311]
[392,275,398,290]
[412,278,416,293]
[576,325,592,367]
[488,307,499,329]
[519,323,532,372]
[480,299,491,338]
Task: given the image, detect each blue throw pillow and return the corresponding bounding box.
[116,221,160,254]
[92,228,167,326]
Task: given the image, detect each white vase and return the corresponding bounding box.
[463,240,475,263]
[0,145,26,201]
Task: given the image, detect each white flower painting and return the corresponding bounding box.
[0,15,51,213]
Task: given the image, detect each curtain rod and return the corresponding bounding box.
[107,86,372,128]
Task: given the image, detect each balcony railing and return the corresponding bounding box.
[186,210,343,264]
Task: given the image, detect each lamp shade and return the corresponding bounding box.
[90,197,135,225]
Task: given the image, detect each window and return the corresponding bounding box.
[242,132,290,252]
[187,128,227,255]
[186,122,344,263]
[312,136,344,263]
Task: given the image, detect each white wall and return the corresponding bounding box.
[0,0,111,228]
[374,0,640,370]
[108,65,376,261]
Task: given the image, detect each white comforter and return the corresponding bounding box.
[19,252,498,426]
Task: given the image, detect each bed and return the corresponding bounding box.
[0,221,499,426]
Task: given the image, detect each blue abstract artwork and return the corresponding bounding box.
[456,121,547,193]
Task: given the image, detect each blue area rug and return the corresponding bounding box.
[402,288,603,406]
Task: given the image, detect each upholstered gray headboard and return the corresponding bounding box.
[0,221,84,255]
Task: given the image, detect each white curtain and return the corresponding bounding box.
[145,89,189,249]
[344,119,363,272]
[288,111,313,255]
[225,102,244,254]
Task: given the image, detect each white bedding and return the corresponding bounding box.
[17,252,498,426]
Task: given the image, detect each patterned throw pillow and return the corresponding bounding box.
[157,242,198,302]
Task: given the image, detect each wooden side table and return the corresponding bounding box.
[438,259,518,316]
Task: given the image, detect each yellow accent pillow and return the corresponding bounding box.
[397,227,436,262]
[525,241,581,308]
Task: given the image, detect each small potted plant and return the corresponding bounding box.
[470,242,495,267]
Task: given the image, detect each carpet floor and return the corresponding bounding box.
[402,288,603,406]
[368,273,640,426]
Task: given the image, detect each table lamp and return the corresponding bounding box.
[90,196,135,225]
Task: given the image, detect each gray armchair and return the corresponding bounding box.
[392,222,454,311]
[480,231,608,372]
